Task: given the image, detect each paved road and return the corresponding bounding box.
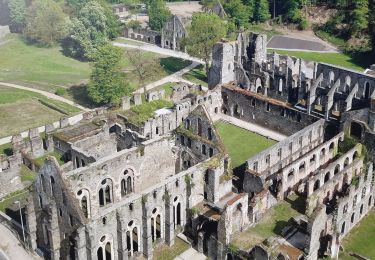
[0,82,89,111]
[267,35,338,52]
[114,38,204,64]
[0,223,41,260]
[220,114,287,141]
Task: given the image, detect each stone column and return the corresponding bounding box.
[164,193,174,246]
[49,203,61,260]
[75,227,87,260]
[25,196,37,251]
[117,215,128,260]
[142,196,153,259]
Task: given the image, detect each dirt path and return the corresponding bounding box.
[0,82,90,111]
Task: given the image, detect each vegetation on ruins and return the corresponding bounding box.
[184,13,227,77]
[88,44,132,105]
[147,0,171,31]
[120,99,174,126]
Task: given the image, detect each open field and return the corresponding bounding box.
[0,34,90,91]
[340,211,375,259]
[268,49,372,71]
[0,86,80,138]
[215,121,276,168]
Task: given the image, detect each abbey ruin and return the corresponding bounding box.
[1,32,374,260]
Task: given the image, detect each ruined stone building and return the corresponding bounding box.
[16,32,375,260]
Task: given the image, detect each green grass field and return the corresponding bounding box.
[0,86,80,138]
[182,65,208,87]
[215,121,276,168]
[0,34,90,91]
[340,211,375,259]
[268,49,372,72]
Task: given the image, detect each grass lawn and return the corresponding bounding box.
[154,82,175,99]
[119,99,174,126]
[231,195,302,250]
[0,34,90,92]
[267,49,372,72]
[153,237,190,260]
[182,65,208,87]
[114,37,143,45]
[20,166,38,182]
[0,86,80,138]
[0,188,30,212]
[215,121,276,168]
[33,150,65,167]
[340,211,375,259]
[247,23,282,39]
[0,142,13,156]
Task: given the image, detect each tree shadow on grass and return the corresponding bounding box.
[159,57,191,74]
[347,51,374,71]
[285,195,306,214]
[273,220,289,236]
[67,84,98,109]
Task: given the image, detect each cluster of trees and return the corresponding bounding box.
[147,0,171,31]
[7,0,120,58]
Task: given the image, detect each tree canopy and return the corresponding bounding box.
[24,0,68,46]
[147,0,171,31]
[184,13,227,76]
[88,44,132,105]
[7,0,26,32]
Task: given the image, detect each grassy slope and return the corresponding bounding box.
[0,34,90,91]
[268,49,371,71]
[215,121,276,168]
[0,86,80,138]
[182,65,208,87]
[340,211,375,259]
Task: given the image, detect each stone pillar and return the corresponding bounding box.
[164,194,175,246]
[25,196,37,251]
[49,202,61,260]
[75,227,87,260]
[122,96,131,110]
[29,128,44,158]
[117,215,128,260]
[45,124,55,152]
[133,93,142,106]
[142,196,153,259]
[197,232,204,253]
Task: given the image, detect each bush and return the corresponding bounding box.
[55,87,66,96]
[298,18,309,30]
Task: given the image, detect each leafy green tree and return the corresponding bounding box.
[147,0,171,31]
[7,0,26,32]
[24,0,68,46]
[88,44,132,105]
[224,0,251,28]
[63,1,108,59]
[126,20,142,29]
[184,13,227,77]
[351,0,369,36]
[252,0,271,23]
[369,0,375,56]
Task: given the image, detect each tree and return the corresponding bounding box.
[369,0,375,56]
[88,44,132,105]
[224,0,251,28]
[351,0,369,36]
[184,13,227,77]
[7,0,26,32]
[63,1,108,59]
[147,0,171,31]
[24,0,68,46]
[125,49,163,94]
[252,0,271,23]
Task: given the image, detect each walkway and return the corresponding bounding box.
[113,38,204,64]
[220,114,287,141]
[0,82,89,111]
[135,61,199,94]
[0,223,41,260]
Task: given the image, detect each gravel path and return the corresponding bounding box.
[267,35,339,52]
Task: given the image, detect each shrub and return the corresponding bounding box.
[55,87,66,96]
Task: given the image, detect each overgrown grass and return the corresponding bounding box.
[0,188,29,212]
[153,237,190,260]
[182,65,207,87]
[120,99,174,126]
[154,82,175,99]
[33,151,65,167]
[0,86,80,138]
[215,121,276,168]
[267,49,372,72]
[0,142,13,156]
[341,211,375,259]
[20,166,37,182]
[231,195,301,250]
